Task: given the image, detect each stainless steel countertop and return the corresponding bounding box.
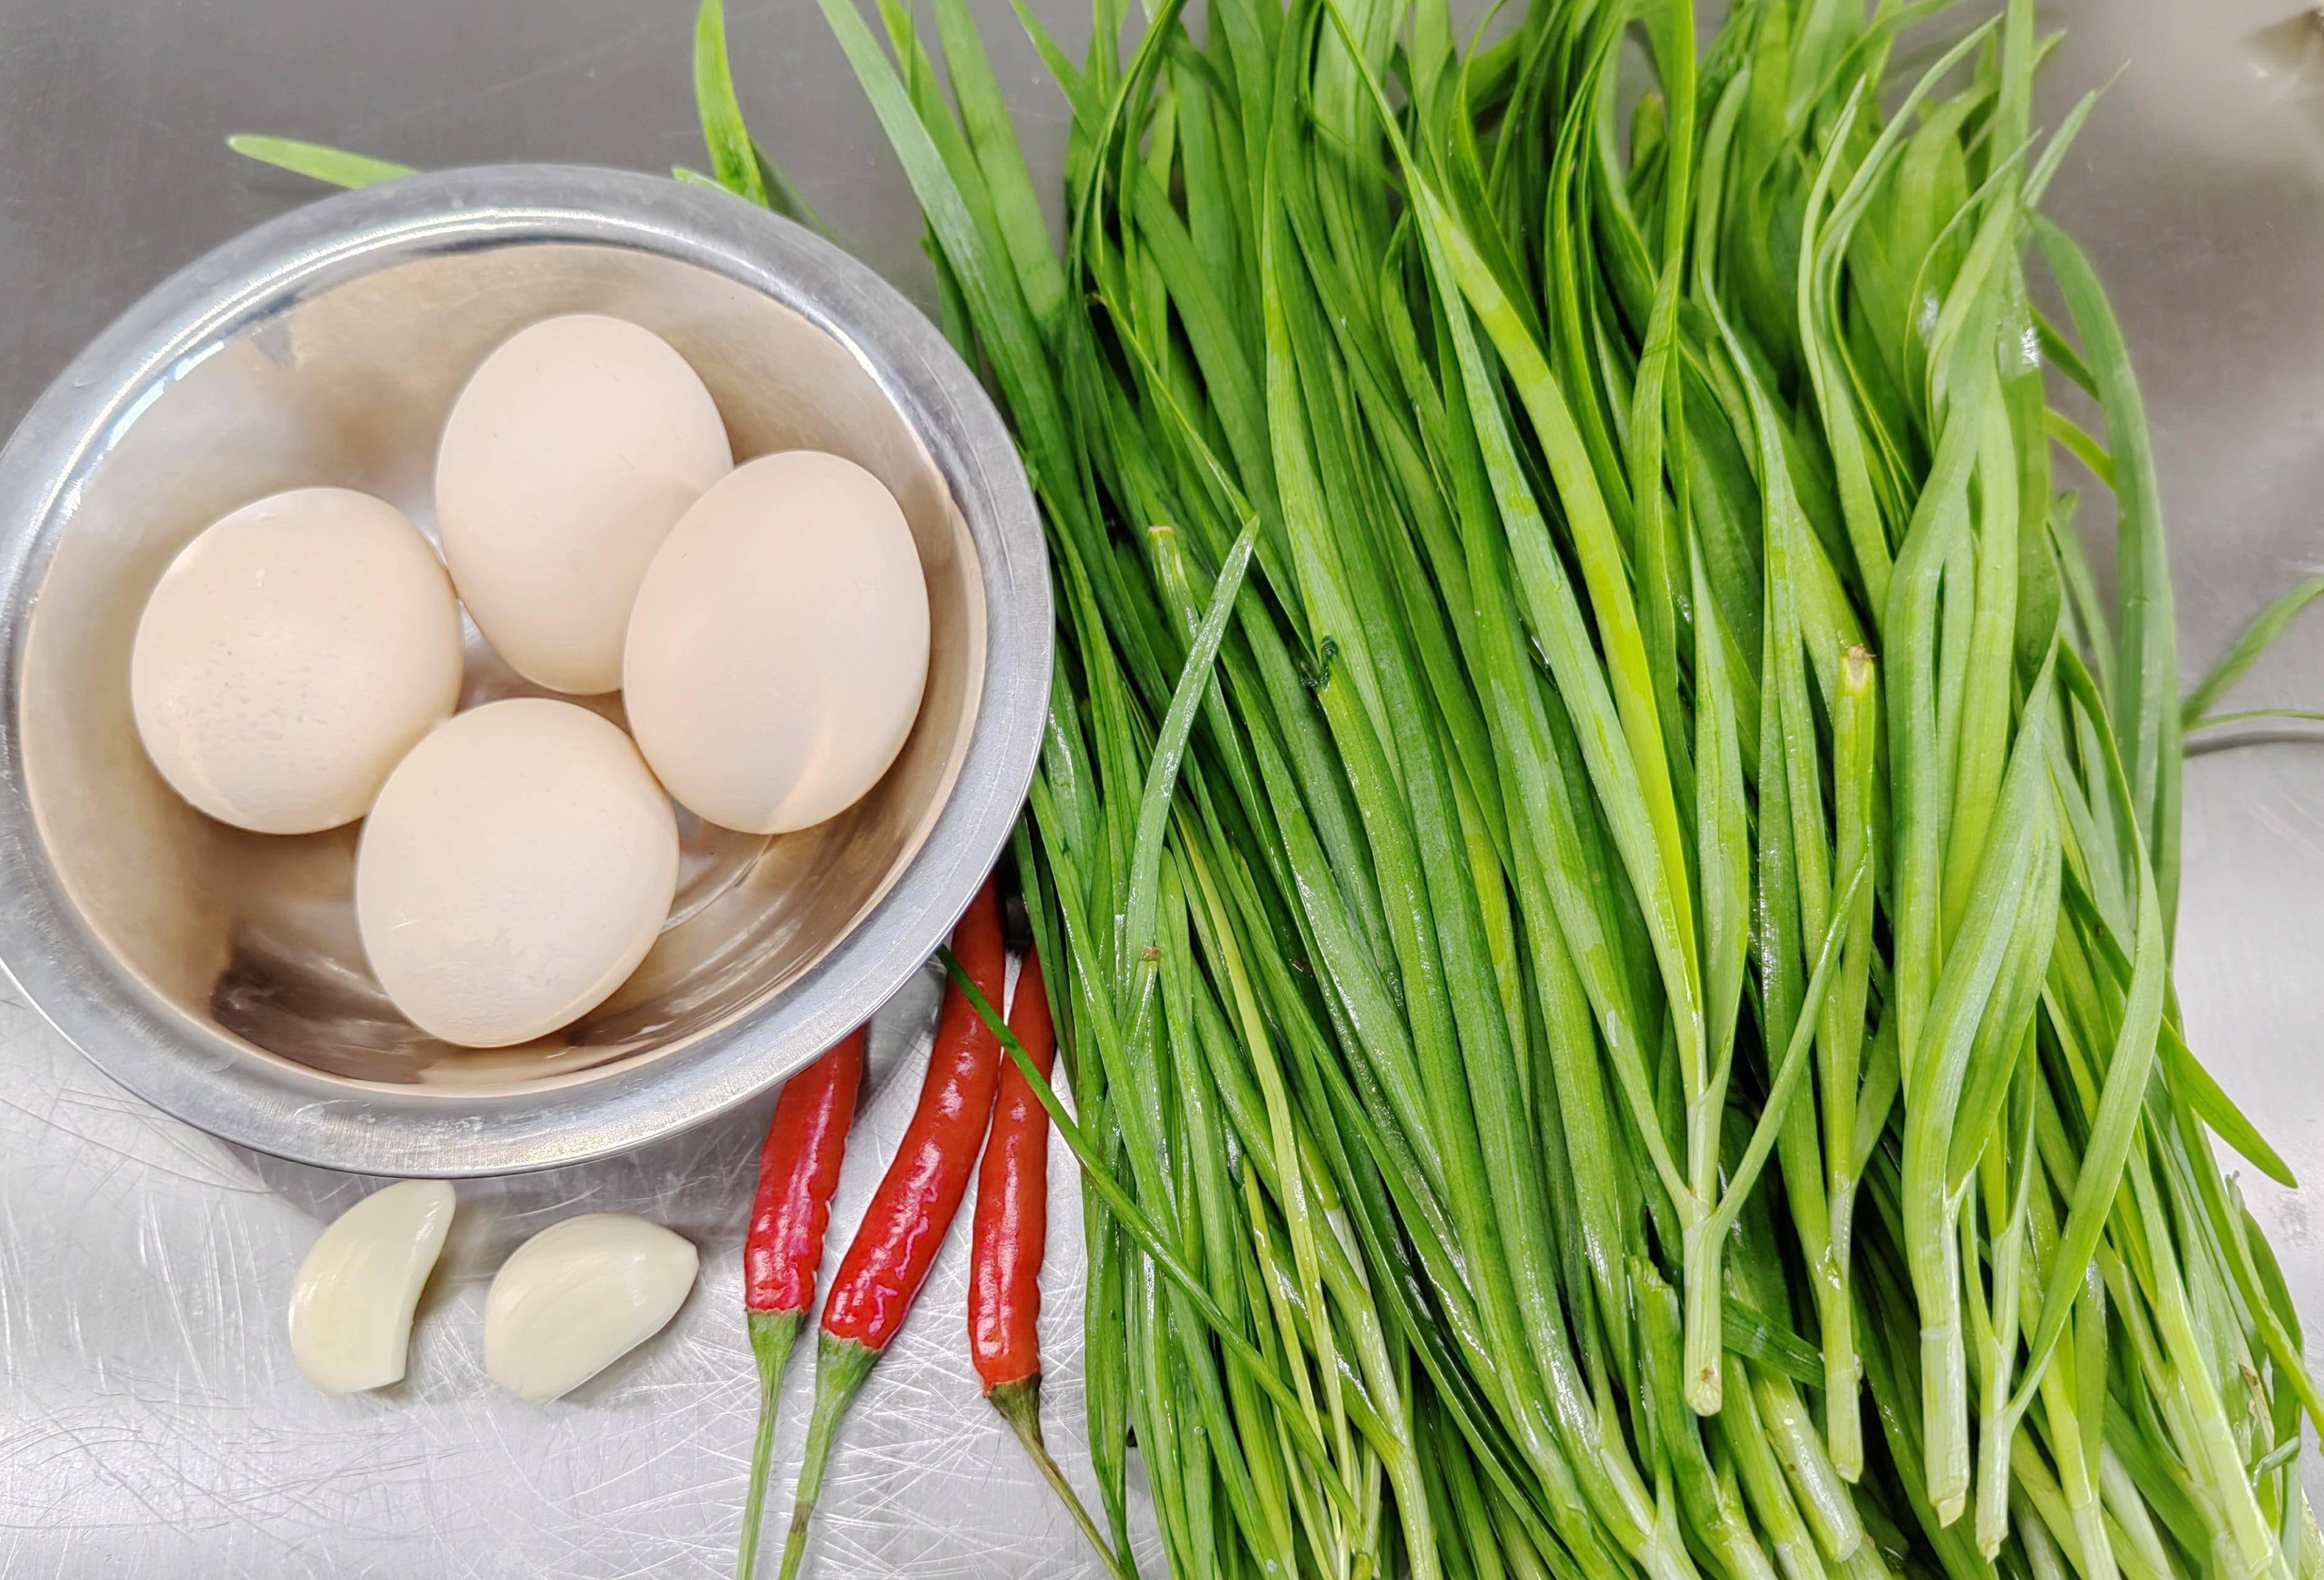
[2,0,2321,1576]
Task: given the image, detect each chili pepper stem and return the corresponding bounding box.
[987,1375,1136,1580]
[775,1333,881,1580]
[736,1308,804,1580]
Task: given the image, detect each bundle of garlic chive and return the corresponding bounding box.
[749,0,2324,1574]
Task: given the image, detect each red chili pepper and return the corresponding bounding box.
[734,1027,864,1580]
[967,945,1054,1393]
[966,949,1131,1579]
[775,874,1007,1580]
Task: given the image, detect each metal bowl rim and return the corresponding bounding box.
[0,162,1051,1176]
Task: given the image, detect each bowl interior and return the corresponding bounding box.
[17,239,984,1094]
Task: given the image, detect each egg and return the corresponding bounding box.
[435,314,732,695]
[355,699,679,1048]
[622,451,930,835]
[129,486,463,835]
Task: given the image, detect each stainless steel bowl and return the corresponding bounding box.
[0,164,1049,1175]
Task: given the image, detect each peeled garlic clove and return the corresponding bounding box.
[484,1213,698,1403]
[287,1179,456,1396]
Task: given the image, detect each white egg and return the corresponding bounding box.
[129,486,463,835]
[622,451,930,835]
[435,314,732,695]
[355,698,679,1048]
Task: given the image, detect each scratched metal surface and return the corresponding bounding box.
[0,961,1134,1579]
[1,0,2323,1575]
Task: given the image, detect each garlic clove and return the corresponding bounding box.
[287,1179,456,1396]
[483,1213,698,1403]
